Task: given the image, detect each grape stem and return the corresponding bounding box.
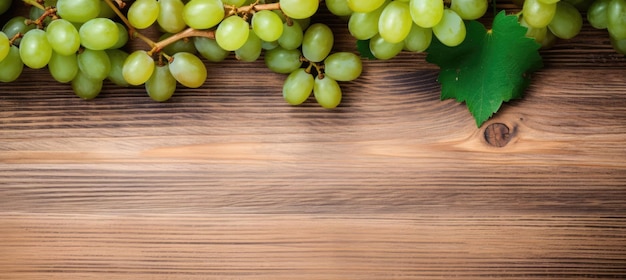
[149,28,216,56]
[26,7,57,28]
[8,33,22,45]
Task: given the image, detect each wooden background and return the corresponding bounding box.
[2,1,626,279]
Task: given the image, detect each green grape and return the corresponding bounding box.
[262,40,279,50]
[19,29,52,69]
[168,52,207,88]
[3,16,35,45]
[323,52,362,82]
[48,51,79,83]
[283,68,314,105]
[348,3,386,40]
[302,23,334,62]
[194,36,230,62]
[122,50,155,85]
[278,21,304,50]
[128,0,160,29]
[404,23,432,52]
[56,0,101,23]
[235,30,262,62]
[450,0,488,20]
[538,0,560,3]
[520,16,548,43]
[78,48,111,81]
[157,0,187,33]
[379,1,412,43]
[111,23,129,49]
[346,0,385,12]
[183,0,224,29]
[539,28,558,48]
[105,49,131,87]
[294,18,312,30]
[45,19,81,56]
[280,0,319,19]
[522,0,557,28]
[216,16,250,51]
[0,45,23,82]
[313,76,342,109]
[548,1,583,39]
[410,0,444,28]
[79,18,119,50]
[146,64,177,102]
[222,0,247,7]
[0,32,9,62]
[252,10,284,42]
[0,0,11,15]
[326,0,353,16]
[72,70,102,100]
[98,0,117,18]
[432,9,466,47]
[160,33,198,54]
[264,47,303,74]
[369,33,404,59]
[587,0,610,29]
[608,0,626,39]
[610,34,626,54]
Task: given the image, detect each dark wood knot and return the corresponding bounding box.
[484,123,511,147]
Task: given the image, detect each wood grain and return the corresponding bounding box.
[1,2,626,279]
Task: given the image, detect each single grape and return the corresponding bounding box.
[278,21,304,50]
[78,48,111,81]
[235,30,262,62]
[19,29,52,69]
[548,1,583,39]
[146,64,177,102]
[56,0,101,23]
[168,52,207,88]
[379,1,412,43]
[3,16,35,46]
[432,9,466,47]
[183,0,224,29]
[610,34,626,54]
[48,51,79,83]
[216,16,250,51]
[98,0,117,18]
[79,18,119,50]
[122,50,155,85]
[302,23,334,62]
[106,49,131,87]
[369,33,404,59]
[326,0,353,16]
[128,0,160,29]
[520,16,548,43]
[283,68,314,105]
[252,10,284,42]
[346,0,386,13]
[72,70,103,100]
[587,0,610,29]
[111,23,129,49]
[313,76,342,109]
[160,33,198,55]
[0,45,23,82]
[0,32,9,62]
[323,52,362,82]
[194,36,230,62]
[264,47,303,74]
[608,0,626,39]
[157,0,187,33]
[522,0,557,28]
[280,0,319,19]
[404,23,432,52]
[45,19,81,56]
[0,0,11,15]
[410,0,444,28]
[450,0,488,20]
[262,40,279,50]
[348,4,386,40]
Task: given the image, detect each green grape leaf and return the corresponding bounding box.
[356,40,376,59]
[426,11,543,127]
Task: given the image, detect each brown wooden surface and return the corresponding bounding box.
[2,3,626,279]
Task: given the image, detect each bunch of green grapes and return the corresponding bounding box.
[587,0,626,54]
[325,0,487,60]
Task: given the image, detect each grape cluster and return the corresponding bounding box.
[326,0,488,60]
[587,0,626,54]
[0,0,363,107]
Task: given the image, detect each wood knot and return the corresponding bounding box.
[484,123,511,147]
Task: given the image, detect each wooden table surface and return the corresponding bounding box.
[2,3,626,279]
